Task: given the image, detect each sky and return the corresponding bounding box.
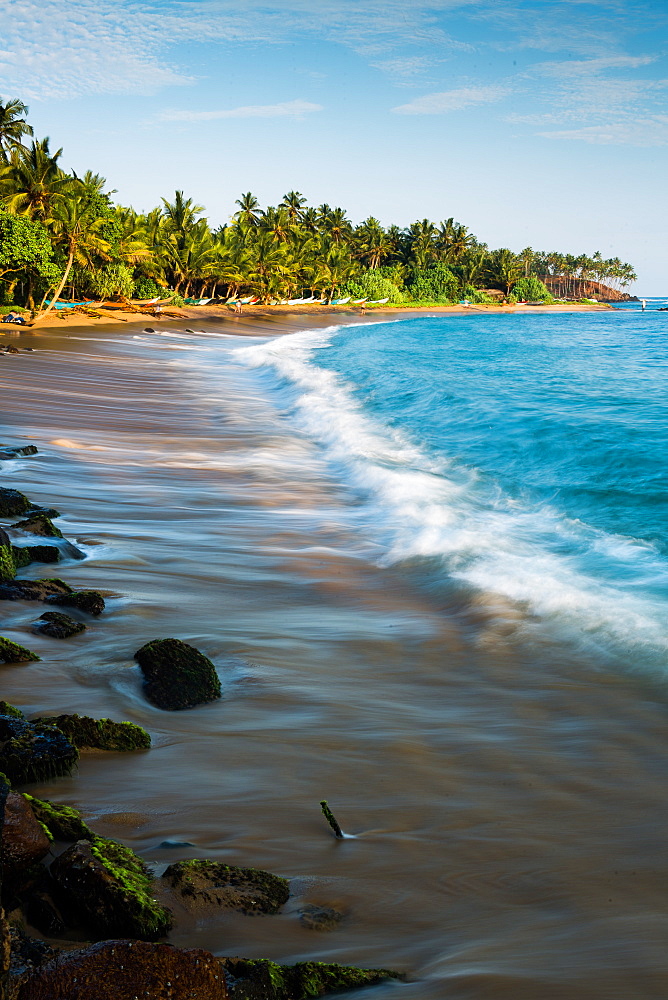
[0,0,666,291]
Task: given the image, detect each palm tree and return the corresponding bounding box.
[0,97,33,164]
[279,190,307,222]
[234,191,260,227]
[161,190,204,236]
[1,138,69,220]
[355,217,393,269]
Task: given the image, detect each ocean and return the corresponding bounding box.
[2,305,667,999]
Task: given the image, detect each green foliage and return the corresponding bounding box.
[510,274,552,301]
[168,293,185,306]
[341,269,406,303]
[76,262,134,299]
[133,275,168,299]
[0,207,54,281]
[407,262,458,303]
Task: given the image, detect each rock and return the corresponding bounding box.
[24,794,94,841]
[297,904,345,931]
[0,715,78,785]
[0,636,41,662]
[1,791,52,871]
[6,345,19,353]
[0,444,38,458]
[33,714,151,752]
[26,506,61,519]
[20,544,61,564]
[144,327,155,333]
[11,515,63,538]
[32,611,86,638]
[0,486,33,517]
[9,927,57,990]
[0,700,24,717]
[15,940,228,1000]
[134,638,221,711]
[49,836,172,940]
[46,589,105,616]
[0,526,16,581]
[0,577,72,601]
[221,958,401,1000]
[162,860,289,916]
[10,545,33,570]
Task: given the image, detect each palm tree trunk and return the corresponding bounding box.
[32,252,74,326]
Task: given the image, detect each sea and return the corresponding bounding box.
[1,300,667,999]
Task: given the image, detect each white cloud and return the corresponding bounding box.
[160,100,323,121]
[538,117,668,146]
[392,84,511,114]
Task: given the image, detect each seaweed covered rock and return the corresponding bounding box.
[297,904,345,932]
[34,714,151,752]
[0,636,40,662]
[46,589,105,616]
[16,940,228,1000]
[163,860,289,916]
[0,525,18,581]
[222,958,401,1000]
[50,836,172,940]
[25,506,61,519]
[0,700,24,717]
[134,638,221,711]
[0,486,33,517]
[32,611,86,639]
[11,515,63,538]
[0,577,72,602]
[24,794,94,841]
[19,544,61,564]
[1,790,51,870]
[0,715,78,785]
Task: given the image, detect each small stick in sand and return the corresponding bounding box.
[320,799,344,839]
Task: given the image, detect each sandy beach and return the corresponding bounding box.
[2,309,666,1000]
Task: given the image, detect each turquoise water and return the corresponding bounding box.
[238,309,668,672]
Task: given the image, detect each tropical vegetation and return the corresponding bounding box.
[0,96,637,313]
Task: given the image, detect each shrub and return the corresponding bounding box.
[340,270,405,303]
[133,276,169,300]
[511,275,552,301]
[407,263,458,303]
[78,263,135,300]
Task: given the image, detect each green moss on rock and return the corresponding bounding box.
[32,611,86,639]
[11,515,63,538]
[0,636,41,662]
[10,546,33,570]
[0,486,33,517]
[21,544,61,564]
[0,538,16,581]
[34,714,151,752]
[134,638,222,711]
[23,794,95,841]
[222,958,401,999]
[0,577,72,601]
[46,589,105,616]
[0,715,78,785]
[0,700,25,718]
[163,859,289,916]
[50,834,173,940]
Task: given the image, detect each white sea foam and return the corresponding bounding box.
[234,325,668,665]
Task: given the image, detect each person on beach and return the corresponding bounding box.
[642,299,646,311]
[235,300,243,315]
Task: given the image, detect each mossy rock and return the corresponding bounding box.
[11,515,63,538]
[0,578,72,602]
[32,611,86,639]
[0,636,41,662]
[21,544,61,564]
[10,545,33,570]
[297,904,345,932]
[134,638,222,711]
[0,715,78,785]
[46,589,105,616]
[0,527,16,581]
[163,860,289,915]
[50,835,173,940]
[24,794,95,841]
[34,714,151,752]
[222,958,401,999]
[0,700,25,718]
[25,506,61,519]
[0,486,33,517]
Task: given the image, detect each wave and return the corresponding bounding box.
[234,325,668,667]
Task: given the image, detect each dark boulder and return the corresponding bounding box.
[0,636,40,662]
[32,611,86,639]
[19,544,61,564]
[163,860,289,916]
[222,958,401,1000]
[24,794,94,842]
[49,836,172,940]
[25,506,61,519]
[1,790,52,870]
[0,577,72,602]
[297,904,345,931]
[11,515,63,538]
[0,715,78,785]
[6,345,19,353]
[46,589,105,616]
[0,700,24,717]
[0,526,16,581]
[15,940,228,1000]
[0,486,33,517]
[34,714,151,752]
[134,638,221,711]
[8,927,58,995]
[0,444,38,459]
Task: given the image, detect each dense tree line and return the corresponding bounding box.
[0,98,636,313]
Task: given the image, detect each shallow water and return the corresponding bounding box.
[1,313,668,999]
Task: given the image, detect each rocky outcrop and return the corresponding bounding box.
[0,487,33,518]
[0,637,40,663]
[221,958,400,999]
[134,638,221,711]
[163,860,289,916]
[33,715,151,752]
[46,589,105,616]
[0,716,78,785]
[24,795,94,842]
[10,516,63,538]
[542,276,636,302]
[50,836,172,940]
[0,578,72,602]
[32,612,86,639]
[1,791,52,871]
[15,940,228,1000]
[0,445,38,460]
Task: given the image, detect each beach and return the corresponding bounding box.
[2,309,667,1000]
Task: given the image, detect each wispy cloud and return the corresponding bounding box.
[538,117,668,146]
[160,100,323,121]
[393,84,511,114]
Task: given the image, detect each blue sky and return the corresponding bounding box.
[0,0,666,290]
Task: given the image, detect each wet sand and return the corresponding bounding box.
[1,316,667,999]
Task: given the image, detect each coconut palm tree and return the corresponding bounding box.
[0,97,34,164]
[0,138,70,220]
[234,191,261,228]
[279,190,307,222]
